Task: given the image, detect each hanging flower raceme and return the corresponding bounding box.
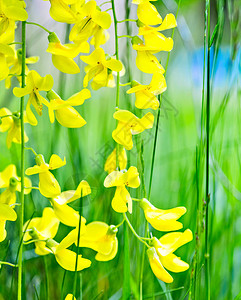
[131,36,165,74]
[139,198,187,231]
[45,238,91,271]
[25,153,66,198]
[0,43,15,81]
[23,207,60,255]
[112,109,154,150]
[126,73,167,110]
[46,89,91,128]
[0,0,28,44]
[104,166,140,213]
[0,164,32,205]
[50,180,91,228]
[104,147,127,174]
[13,70,54,126]
[147,229,193,283]
[0,109,29,148]
[46,32,89,74]
[80,48,123,90]
[137,14,177,52]
[0,203,17,242]
[69,1,111,45]
[5,48,39,89]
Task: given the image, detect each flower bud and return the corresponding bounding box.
[48,32,61,43]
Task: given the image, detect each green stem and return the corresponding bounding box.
[24,147,37,156]
[123,214,149,248]
[17,20,26,300]
[73,194,83,299]
[117,19,137,23]
[118,35,132,39]
[26,22,51,33]
[205,0,211,299]
[0,261,18,268]
[44,256,49,300]
[111,0,120,169]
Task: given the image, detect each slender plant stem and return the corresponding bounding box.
[111,0,120,169]
[117,19,137,23]
[26,22,51,33]
[0,261,18,268]
[44,256,49,300]
[205,0,211,299]
[17,20,26,300]
[73,194,83,299]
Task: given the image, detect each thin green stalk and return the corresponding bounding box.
[26,22,51,33]
[44,256,49,300]
[205,0,211,299]
[17,20,26,300]
[73,194,83,299]
[111,0,120,169]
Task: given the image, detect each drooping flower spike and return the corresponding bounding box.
[13,70,54,126]
[139,198,187,231]
[112,110,154,150]
[0,108,29,148]
[25,153,66,198]
[23,207,60,255]
[80,47,123,90]
[147,229,193,283]
[104,147,127,174]
[126,73,167,110]
[104,166,140,213]
[0,203,17,242]
[0,164,32,205]
[45,238,91,271]
[47,32,89,74]
[46,89,91,128]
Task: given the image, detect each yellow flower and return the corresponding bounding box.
[0,109,29,148]
[65,295,76,300]
[5,48,39,89]
[0,203,17,242]
[147,229,193,282]
[69,1,111,44]
[0,0,28,44]
[112,110,154,150]
[23,207,60,255]
[104,166,140,213]
[58,221,118,261]
[25,154,66,198]
[80,47,123,89]
[126,73,167,110]
[0,164,32,205]
[0,43,15,81]
[132,38,165,74]
[135,0,162,26]
[46,238,91,271]
[46,32,89,74]
[137,14,177,52]
[46,89,91,128]
[50,181,91,228]
[44,0,79,24]
[139,198,187,231]
[13,70,54,126]
[90,25,110,48]
[104,147,127,173]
